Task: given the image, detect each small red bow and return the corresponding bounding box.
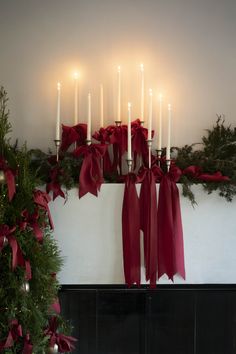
[44,316,77,353]
[0,225,31,280]
[74,144,107,198]
[0,157,16,201]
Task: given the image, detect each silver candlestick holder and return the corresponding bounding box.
[54,139,60,162]
[86,139,92,146]
[126,158,133,173]
[166,159,171,172]
[156,149,162,167]
[147,139,152,169]
[115,120,122,127]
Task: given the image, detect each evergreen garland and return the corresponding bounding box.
[0,87,75,353]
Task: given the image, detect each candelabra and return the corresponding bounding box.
[147,139,152,169]
[54,139,60,162]
[126,158,133,173]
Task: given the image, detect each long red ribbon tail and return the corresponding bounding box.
[157,175,175,280]
[122,174,140,286]
[140,169,158,287]
[171,182,186,279]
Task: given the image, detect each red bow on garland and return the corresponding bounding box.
[33,190,54,229]
[46,165,65,201]
[0,157,16,201]
[0,319,22,350]
[0,225,32,280]
[183,165,230,182]
[44,316,77,353]
[122,173,141,287]
[73,144,107,198]
[20,209,43,243]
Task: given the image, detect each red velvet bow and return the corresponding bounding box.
[106,124,127,174]
[0,319,23,350]
[33,190,54,229]
[20,209,43,242]
[131,119,154,169]
[23,333,33,354]
[183,165,230,182]
[139,167,159,287]
[93,128,113,174]
[46,166,65,201]
[74,144,107,198]
[45,316,77,353]
[122,173,141,287]
[157,165,185,281]
[0,225,32,280]
[60,123,87,152]
[0,157,16,201]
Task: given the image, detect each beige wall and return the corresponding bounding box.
[0,0,235,151]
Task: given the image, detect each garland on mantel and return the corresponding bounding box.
[30,117,236,205]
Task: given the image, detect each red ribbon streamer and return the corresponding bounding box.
[74,144,106,198]
[122,173,141,287]
[157,165,185,281]
[139,167,158,287]
[0,157,16,201]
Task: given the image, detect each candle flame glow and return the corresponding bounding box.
[140,63,144,71]
[57,82,61,90]
[117,66,121,73]
[73,72,79,80]
[168,103,172,110]
[159,93,163,101]
[149,88,153,96]
[128,102,131,109]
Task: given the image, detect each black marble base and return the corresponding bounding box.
[59,285,236,354]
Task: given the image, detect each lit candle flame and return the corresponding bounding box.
[159,93,163,101]
[117,65,121,73]
[73,71,79,80]
[128,102,131,109]
[140,63,144,72]
[168,103,172,110]
[57,82,61,90]
[149,88,153,96]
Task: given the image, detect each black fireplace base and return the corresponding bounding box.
[59,284,236,354]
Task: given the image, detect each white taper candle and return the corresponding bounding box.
[127,102,132,160]
[87,93,91,142]
[74,72,79,125]
[100,84,104,128]
[140,63,144,122]
[117,66,121,122]
[158,94,163,151]
[166,103,172,160]
[56,82,61,141]
[148,89,153,141]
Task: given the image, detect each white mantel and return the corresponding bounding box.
[49,184,236,285]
